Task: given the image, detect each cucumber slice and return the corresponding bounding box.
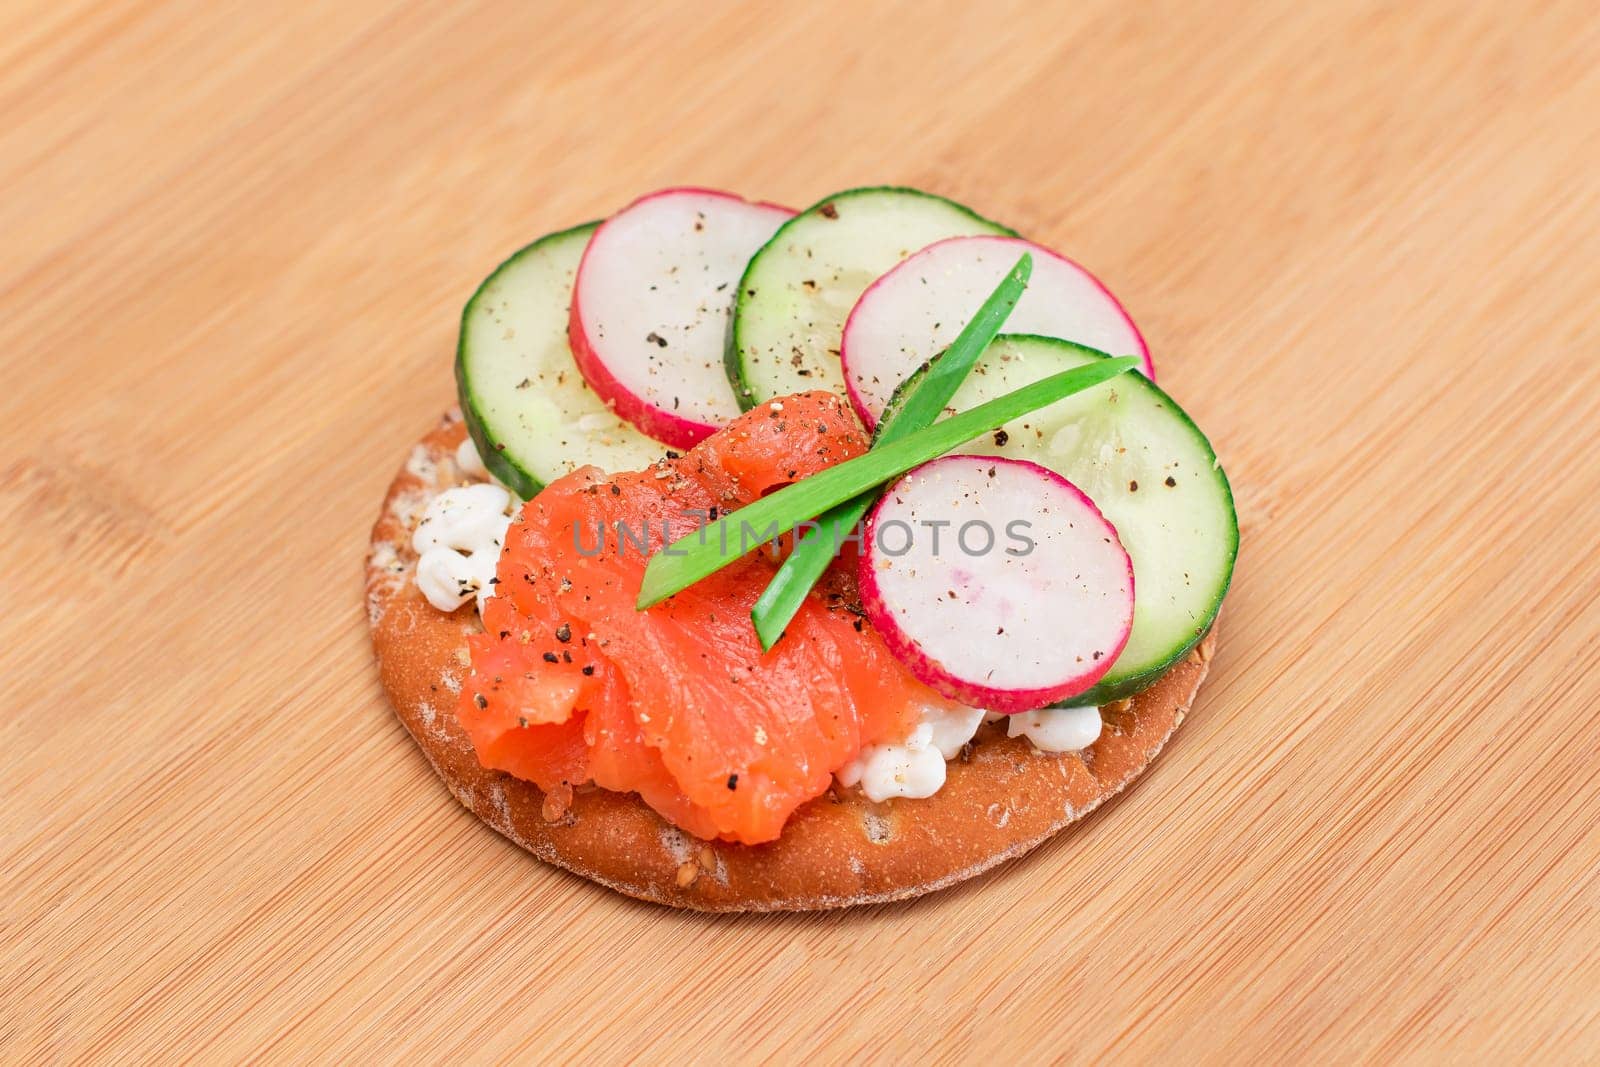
[880,336,1237,705]
[456,223,670,497]
[727,186,1015,409]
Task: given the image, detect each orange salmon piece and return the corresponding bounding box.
[459,392,947,844]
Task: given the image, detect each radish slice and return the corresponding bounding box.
[859,455,1134,712]
[841,235,1152,428]
[569,188,794,449]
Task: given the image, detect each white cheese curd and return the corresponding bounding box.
[413,482,512,553]
[415,546,491,613]
[924,704,988,758]
[411,484,515,615]
[836,724,949,802]
[837,703,1104,801]
[835,704,986,802]
[1006,705,1103,753]
[455,436,491,479]
[454,436,523,496]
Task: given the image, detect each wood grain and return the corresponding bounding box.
[3,0,1598,1060]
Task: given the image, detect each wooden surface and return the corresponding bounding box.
[4,1,1598,1061]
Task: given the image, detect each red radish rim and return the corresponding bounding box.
[568,187,795,450]
[839,235,1154,430]
[858,454,1135,712]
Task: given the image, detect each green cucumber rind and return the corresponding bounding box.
[454,220,601,499]
[1036,338,1237,707]
[725,186,1019,411]
[877,336,1238,708]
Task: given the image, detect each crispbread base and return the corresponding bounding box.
[366,412,1215,911]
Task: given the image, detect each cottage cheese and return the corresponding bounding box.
[838,703,1103,801]
[411,482,514,615]
[1006,704,1103,753]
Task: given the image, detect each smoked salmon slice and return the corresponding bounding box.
[458,392,948,844]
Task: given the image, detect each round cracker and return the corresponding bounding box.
[366,413,1215,911]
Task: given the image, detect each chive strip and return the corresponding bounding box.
[635,355,1137,609]
[749,253,1033,649]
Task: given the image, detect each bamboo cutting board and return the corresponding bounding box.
[4,1,1599,1061]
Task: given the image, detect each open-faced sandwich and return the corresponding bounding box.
[367,186,1237,911]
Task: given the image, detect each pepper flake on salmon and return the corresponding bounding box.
[458,392,958,845]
